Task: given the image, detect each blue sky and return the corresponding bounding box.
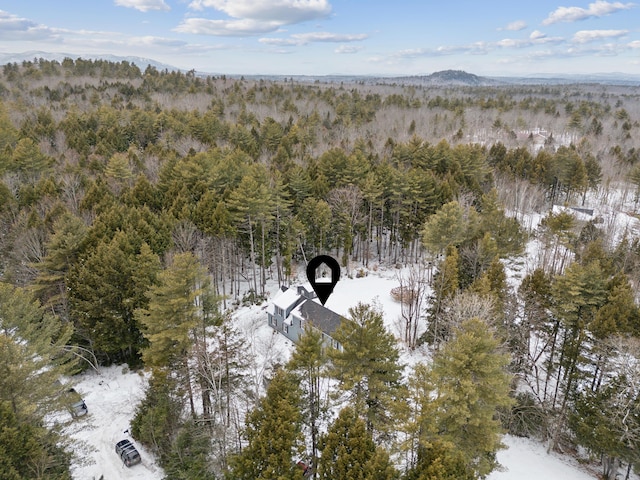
[1,0,639,76]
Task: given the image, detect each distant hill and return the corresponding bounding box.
[359,70,503,87]
[424,69,485,85]
[0,51,180,73]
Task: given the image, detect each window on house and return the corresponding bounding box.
[284,324,289,334]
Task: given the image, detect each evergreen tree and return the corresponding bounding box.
[0,400,71,480]
[32,212,87,319]
[287,323,328,469]
[0,283,75,479]
[68,235,160,364]
[131,371,183,460]
[227,166,275,297]
[163,420,216,480]
[421,201,467,255]
[403,439,474,480]
[136,252,216,417]
[329,302,404,438]
[229,368,304,480]
[548,260,607,423]
[0,283,76,419]
[422,246,460,347]
[317,406,397,480]
[430,319,512,478]
[570,374,640,480]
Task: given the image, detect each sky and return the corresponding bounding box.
[1,0,640,77]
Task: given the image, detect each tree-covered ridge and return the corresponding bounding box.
[0,58,639,479]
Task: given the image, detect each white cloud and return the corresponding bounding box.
[0,10,60,41]
[629,40,640,48]
[393,42,490,59]
[502,20,527,31]
[335,45,362,54]
[542,0,634,25]
[260,31,367,46]
[573,29,628,43]
[530,30,546,40]
[114,0,170,12]
[187,0,331,24]
[497,38,524,48]
[130,36,187,47]
[179,0,332,36]
[175,17,281,36]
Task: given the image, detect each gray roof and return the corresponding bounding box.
[297,299,345,336]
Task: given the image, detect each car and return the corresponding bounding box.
[115,439,141,467]
[66,388,88,418]
[70,399,88,418]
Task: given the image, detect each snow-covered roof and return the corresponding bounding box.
[272,287,303,310]
[293,299,344,337]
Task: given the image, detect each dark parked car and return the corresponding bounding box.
[115,439,141,467]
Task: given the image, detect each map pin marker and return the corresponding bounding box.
[306,255,341,306]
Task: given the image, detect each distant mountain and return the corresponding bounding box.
[424,70,485,85]
[367,70,502,87]
[0,51,180,73]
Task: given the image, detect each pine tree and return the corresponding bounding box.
[548,260,607,427]
[317,406,397,480]
[136,252,215,417]
[68,234,160,364]
[329,302,404,438]
[429,319,512,478]
[422,246,460,347]
[0,283,75,479]
[570,373,640,480]
[32,212,87,319]
[229,368,304,480]
[227,166,275,297]
[421,201,467,255]
[403,439,474,480]
[287,323,328,469]
[163,420,216,480]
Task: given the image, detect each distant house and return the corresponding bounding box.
[267,284,345,349]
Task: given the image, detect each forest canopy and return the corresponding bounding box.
[1,57,640,480]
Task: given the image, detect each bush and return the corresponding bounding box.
[501,392,547,438]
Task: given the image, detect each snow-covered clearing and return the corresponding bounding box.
[489,435,596,480]
[63,366,163,480]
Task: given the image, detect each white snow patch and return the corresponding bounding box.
[488,435,597,480]
[63,366,163,480]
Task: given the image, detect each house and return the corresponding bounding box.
[267,284,345,349]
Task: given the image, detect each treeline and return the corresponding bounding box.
[0,59,639,479]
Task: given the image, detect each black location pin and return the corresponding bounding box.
[306,255,341,306]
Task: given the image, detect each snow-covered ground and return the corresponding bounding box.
[489,436,595,480]
[63,366,163,480]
